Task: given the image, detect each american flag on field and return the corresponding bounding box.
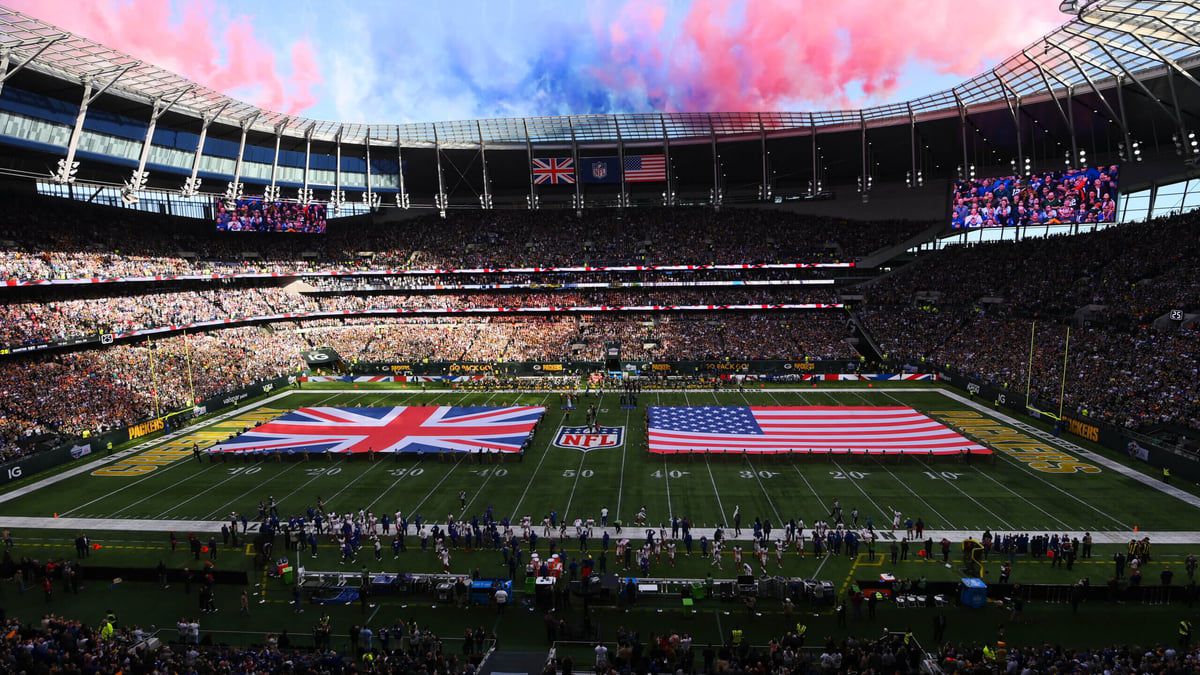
[212,406,544,455]
[647,406,990,455]
[623,154,666,182]
[532,157,576,185]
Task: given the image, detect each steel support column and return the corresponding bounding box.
[710,116,720,209]
[55,63,136,184]
[859,112,869,199]
[810,115,819,196]
[523,119,536,209]
[298,124,314,204]
[953,90,970,179]
[182,103,226,198]
[477,121,491,209]
[993,70,1023,172]
[225,114,257,204]
[0,36,64,98]
[364,131,379,211]
[907,103,920,187]
[124,86,190,202]
[759,112,769,201]
[660,114,672,207]
[569,118,582,210]
[616,117,626,208]
[434,126,447,216]
[395,130,409,209]
[264,120,286,202]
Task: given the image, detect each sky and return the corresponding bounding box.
[10,0,1069,124]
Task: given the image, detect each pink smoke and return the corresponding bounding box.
[601,0,1066,112]
[8,0,322,115]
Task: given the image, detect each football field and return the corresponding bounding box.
[1,382,1192,536]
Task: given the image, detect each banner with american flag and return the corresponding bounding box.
[212,405,544,455]
[647,406,990,455]
[531,157,575,185]
[623,154,667,182]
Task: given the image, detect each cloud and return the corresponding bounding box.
[599,0,1068,112]
[7,0,323,115]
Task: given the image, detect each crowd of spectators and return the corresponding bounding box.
[0,196,929,282]
[0,327,304,458]
[0,613,481,674]
[0,286,838,348]
[0,311,853,460]
[950,165,1118,229]
[860,210,1200,432]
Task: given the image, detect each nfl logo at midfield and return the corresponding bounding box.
[554,425,624,452]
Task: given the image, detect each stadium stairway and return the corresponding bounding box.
[847,312,883,362]
[856,221,944,269]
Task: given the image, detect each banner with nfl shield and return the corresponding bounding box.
[554,425,625,452]
[578,157,621,184]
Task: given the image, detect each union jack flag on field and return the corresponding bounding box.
[532,157,575,185]
[212,406,545,455]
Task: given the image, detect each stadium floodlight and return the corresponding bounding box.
[366,191,382,210]
[52,158,79,185]
[120,169,149,205]
[180,176,202,198]
[478,193,491,210]
[394,192,410,209]
[329,190,346,214]
[222,181,243,208]
[525,194,539,210]
[262,185,280,202]
[297,188,313,204]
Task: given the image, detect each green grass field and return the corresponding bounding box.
[0,382,1188,535]
[3,382,1199,654]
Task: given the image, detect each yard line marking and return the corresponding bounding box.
[563,454,588,523]
[561,391,602,524]
[57,390,348,518]
[655,390,677,523]
[459,392,553,521]
[830,458,891,526]
[403,390,501,518]
[874,460,957,530]
[759,388,839,521]
[837,388,960,529]
[615,406,631,523]
[698,390,731,525]
[876,388,1126,530]
[703,455,727,528]
[966,465,1072,531]
[744,455,783,525]
[733,389,784,526]
[663,457,675,522]
[209,390,414,519]
[360,391,457,514]
[107,463,225,519]
[791,465,824,507]
[508,407,565,521]
[408,455,467,516]
[910,456,1015,531]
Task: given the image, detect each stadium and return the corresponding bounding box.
[0,0,1197,672]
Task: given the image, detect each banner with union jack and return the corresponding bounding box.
[212,406,545,455]
[647,406,990,455]
[531,157,575,185]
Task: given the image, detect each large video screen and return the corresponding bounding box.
[215,198,327,233]
[950,165,1118,229]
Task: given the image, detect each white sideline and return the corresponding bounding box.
[0,516,1195,545]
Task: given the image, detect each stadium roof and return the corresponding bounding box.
[0,0,1197,148]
